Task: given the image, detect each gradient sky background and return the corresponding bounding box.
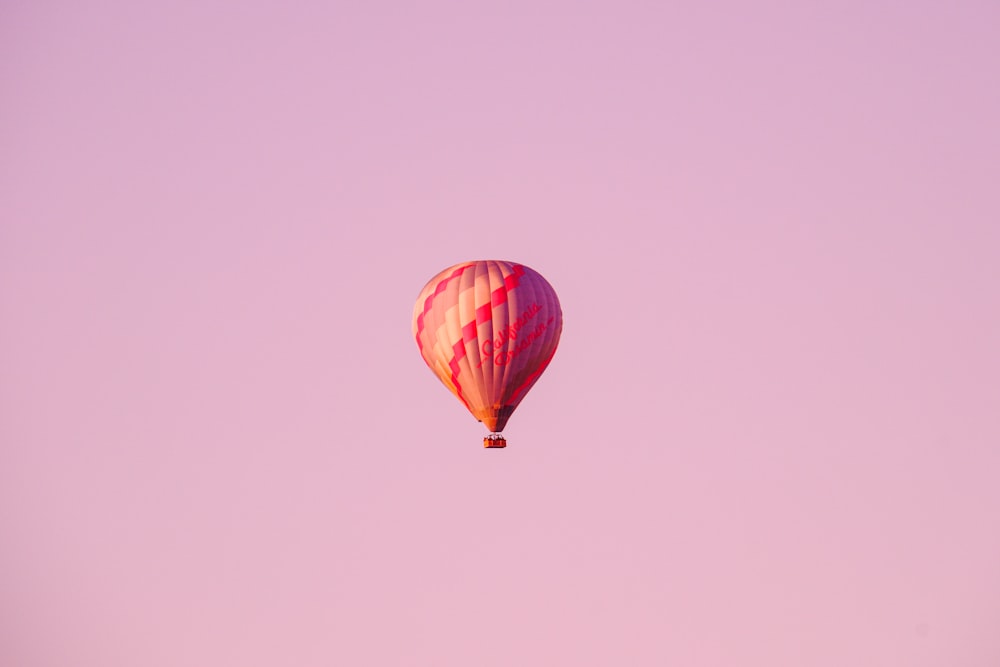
[2,1,999,665]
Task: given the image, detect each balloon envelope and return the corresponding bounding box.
[412,260,562,435]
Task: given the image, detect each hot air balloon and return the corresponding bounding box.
[412,260,563,448]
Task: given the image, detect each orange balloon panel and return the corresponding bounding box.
[413,260,562,434]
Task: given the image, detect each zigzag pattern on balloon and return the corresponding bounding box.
[412,260,562,436]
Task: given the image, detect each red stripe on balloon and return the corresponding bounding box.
[475,303,492,325]
[414,264,471,352]
[448,356,469,409]
[462,320,478,342]
[504,264,525,291]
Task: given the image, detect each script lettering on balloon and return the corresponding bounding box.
[477,302,554,367]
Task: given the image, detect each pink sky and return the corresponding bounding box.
[2,1,999,665]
